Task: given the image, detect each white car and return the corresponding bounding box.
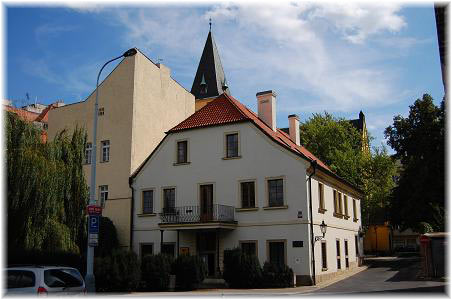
[6,266,86,296]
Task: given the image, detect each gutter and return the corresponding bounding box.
[308,159,317,286]
[129,177,135,250]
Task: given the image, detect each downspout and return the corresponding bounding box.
[308,160,317,285]
[129,177,135,250]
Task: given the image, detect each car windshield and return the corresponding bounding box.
[7,270,36,289]
[44,269,83,288]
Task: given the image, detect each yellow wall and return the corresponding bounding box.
[364,225,391,253]
[195,97,217,111]
[48,51,195,248]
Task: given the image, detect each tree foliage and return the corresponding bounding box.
[384,94,445,232]
[6,111,88,253]
[300,112,397,226]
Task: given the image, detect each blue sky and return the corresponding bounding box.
[6,3,444,150]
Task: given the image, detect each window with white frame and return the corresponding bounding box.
[318,182,325,211]
[85,143,92,164]
[268,178,284,207]
[142,190,154,214]
[101,140,110,162]
[99,185,108,207]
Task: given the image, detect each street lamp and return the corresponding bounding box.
[85,48,138,293]
[315,221,327,242]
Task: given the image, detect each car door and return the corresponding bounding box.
[44,268,85,295]
[6,270,37,294]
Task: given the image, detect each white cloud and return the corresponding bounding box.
[35,24,79,41]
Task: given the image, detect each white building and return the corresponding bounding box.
[129,91,363,285]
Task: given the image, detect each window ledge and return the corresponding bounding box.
[318,208,327,214]
[333,212,343,218]
[353,218,359,222]
[222,156,242,160]
[263,205,288,210]
[322,267,328,272]
[173,162,191,166]
[344,215,350,220]
[100,160,109,163]
[236,207,259,212]
[137,213,156,217]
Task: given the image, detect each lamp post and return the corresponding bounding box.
[85,48,138,293]
[314,220,327,242]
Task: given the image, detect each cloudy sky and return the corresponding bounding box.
[6,2,444,150]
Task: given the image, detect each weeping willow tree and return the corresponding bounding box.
[6,111,88,253]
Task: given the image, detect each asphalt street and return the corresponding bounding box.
[311,256,448,295]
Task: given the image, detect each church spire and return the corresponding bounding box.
[191,24,230,100]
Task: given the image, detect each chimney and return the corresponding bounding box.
[288,114,300,146]
[256,90,277,131]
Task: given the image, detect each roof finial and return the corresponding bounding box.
[209,17,212,32]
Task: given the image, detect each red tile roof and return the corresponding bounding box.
[4,105,40,123]
[169,94,330,170]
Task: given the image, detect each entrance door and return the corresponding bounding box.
[200,184,213,222]
[197,232,217,277]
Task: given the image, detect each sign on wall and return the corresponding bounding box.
[180,247,190,255]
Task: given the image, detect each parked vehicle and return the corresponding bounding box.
[6,266,86,295]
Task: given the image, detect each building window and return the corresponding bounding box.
[353,199,358,221]
[176,140,188,163]
[240,241,257,257]
[336,239,341,270]
[344,195,349,217]
[163,188,176,213]
[268,179,284,207]
[101,140,110,162]
[240,181,256,208]
[225,133,239,158]
[85,142,92,164]
[318,182,325,211]
[142,190,153,214]
[338,192,343,215]
[140,243,153,261]
[99,185,108,207]
[161,243,175,258]
[98,107,104,116]
[355,235,359,256]
[333,190,338,214]
[344,240,349,268]
[321,240,327,270]
[268,241,285,266]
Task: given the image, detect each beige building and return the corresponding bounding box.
[48,49,195,248]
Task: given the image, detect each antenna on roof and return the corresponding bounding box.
[209,17,212,32]
[157,58,164,64]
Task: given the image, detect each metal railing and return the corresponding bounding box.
[159,204,235,224]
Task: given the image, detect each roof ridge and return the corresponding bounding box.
[222,93,252,120]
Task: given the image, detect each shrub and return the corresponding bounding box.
[262,262,294,288]
[223,248,262,288]
[95,216,119,257]
[172,255,207,290]
[94,249,140,293]
[141,254,173,291]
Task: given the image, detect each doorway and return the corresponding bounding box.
[197,231,217,277]
[200,184,213,222]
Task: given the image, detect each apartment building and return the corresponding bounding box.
[130,91,363,285]
[47,49,195,248]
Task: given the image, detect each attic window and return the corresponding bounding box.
[98,107,104,116]
[200,84,207,94]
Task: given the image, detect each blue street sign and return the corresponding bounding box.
[89,215,100,234]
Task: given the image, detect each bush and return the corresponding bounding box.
[141,254,173,291]
[95,216,119,257]
[223,248,263,288]
[172,255,207,290]
[262,262,294,288]
[94,249,140,293]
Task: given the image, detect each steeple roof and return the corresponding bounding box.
[191,31,230,99]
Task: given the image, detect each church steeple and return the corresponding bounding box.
[191,26,230,101]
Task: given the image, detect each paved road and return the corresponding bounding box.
[311,257,448,295]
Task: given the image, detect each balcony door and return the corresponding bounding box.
[200,184,213,222]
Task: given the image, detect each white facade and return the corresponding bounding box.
[130,114,363,285]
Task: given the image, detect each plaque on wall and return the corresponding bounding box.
[293,241,303,247]
[180,247,190,255]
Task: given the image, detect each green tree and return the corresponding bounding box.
[300,112,396,226]
[384,94,445,232]
[6,112,88,253]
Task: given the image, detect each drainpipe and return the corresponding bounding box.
[129,177,135,250]
[308,160,317,285]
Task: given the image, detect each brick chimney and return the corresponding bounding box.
[288,114,300,146]
[256,90,277,131]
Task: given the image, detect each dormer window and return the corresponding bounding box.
[200,74,207,94]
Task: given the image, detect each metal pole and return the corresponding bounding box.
[160,230,164,253]
[177,230,180,257]
[85,54,125,294]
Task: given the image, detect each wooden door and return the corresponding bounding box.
[200,184,213,222]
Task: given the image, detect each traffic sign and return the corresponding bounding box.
[89,215,100,234]
[86,205,102,215]
[89,233,98,247]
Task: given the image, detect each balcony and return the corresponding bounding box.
[159,204,237,229]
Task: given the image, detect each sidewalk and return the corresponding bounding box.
[126,265,369,296]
